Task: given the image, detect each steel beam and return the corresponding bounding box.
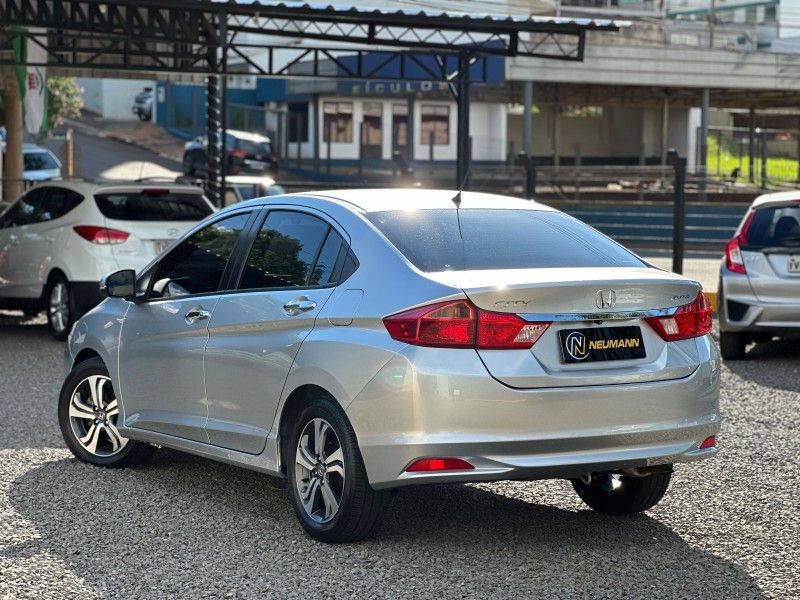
[456,51,471,189]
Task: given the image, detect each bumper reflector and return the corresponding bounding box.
[700,435,717,450]
[406,457,474,472]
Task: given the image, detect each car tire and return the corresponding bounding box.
[182,154,194,176]
[58,357,155,468]
[720,331,747,360]
[571,471,672,515]
[46,273,74,341]
[285,395,392,543]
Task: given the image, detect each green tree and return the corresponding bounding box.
[46,76,83,129]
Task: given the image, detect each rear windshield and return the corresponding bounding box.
[366,209,644,271]
[24,152,59,171]
[95,191,213,221]
[745,205,800,249]
[237,138,273,157]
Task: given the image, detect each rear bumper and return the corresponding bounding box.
[346,343,721,489]
[719,270,800,332]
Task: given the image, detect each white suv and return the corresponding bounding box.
[0,181,214,338]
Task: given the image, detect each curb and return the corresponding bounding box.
[63,118,183,164]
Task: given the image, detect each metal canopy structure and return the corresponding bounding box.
[0,0,620,203]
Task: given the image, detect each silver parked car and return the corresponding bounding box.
[719,190,800,359]
[59,190,720,543]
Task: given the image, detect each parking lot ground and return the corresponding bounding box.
[0,311,797,599]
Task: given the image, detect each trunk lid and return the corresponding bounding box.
[426,267,701,315]
[427,267,704,389]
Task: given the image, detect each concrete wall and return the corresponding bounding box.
[506,105,694,164]
[508,43,800,91]
[78,78,154,120]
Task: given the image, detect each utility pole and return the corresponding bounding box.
[1,67,24,201]
[709,0,716,48]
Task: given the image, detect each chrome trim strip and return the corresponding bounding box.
[520,306,679,322]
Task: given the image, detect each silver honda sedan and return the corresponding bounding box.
[59,189,721,543]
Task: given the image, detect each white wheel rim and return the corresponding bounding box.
[69,375,128,457]
[49,282,69,333]
[294,418,345,524]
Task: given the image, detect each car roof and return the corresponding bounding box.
[227,129,271,143]
[25,179,205,195]
[226,175,277,185]
[22,144,54,154]
[302,189,555,213]
[751,190,800,209]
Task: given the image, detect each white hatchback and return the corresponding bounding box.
[0,181,214,338]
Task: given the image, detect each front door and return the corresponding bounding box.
[117,211,253,442]
[204,209,351,454]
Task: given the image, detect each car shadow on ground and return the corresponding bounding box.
[4,449,764,598]
[724,338,800,393]
[0,311,51,341]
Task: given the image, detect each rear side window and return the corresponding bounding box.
[95,191,212,221]
[151,213,250,298]
[239,211,343,290]
[745,205,800,249]
[366,209,644,272]
[39,187,83,221]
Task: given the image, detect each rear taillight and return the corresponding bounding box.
[646,292,713,341]
[73,225,129,245]
[725,209,755,274]
[383,300,550,349]
[725,238,746,274]
[230,147,247,158]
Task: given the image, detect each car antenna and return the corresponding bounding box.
[450,165,471,240]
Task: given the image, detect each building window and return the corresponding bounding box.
[392,104,407,149]
[420,105,450,145]
[361,102,382,146]
[288,102,309,143]
[323,101,353,143]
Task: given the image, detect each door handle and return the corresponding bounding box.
[283,298,316,315]
[184,307,211,324]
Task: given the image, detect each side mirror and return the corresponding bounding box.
[101,269,136,299]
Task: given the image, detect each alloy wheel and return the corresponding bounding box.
[294,418,346,524]
[48,281,70,334]
[68,375,128,457]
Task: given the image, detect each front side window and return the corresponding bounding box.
[420,105,450,145]
[323,102,353,143]
[151,212,250,299]
[239,211,340,290]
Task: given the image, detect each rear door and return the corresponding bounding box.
[0,190,45,298]
[94,187,215,272]
[117,211,254,442]
[740,203,800,310]
[203,208,350,453]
